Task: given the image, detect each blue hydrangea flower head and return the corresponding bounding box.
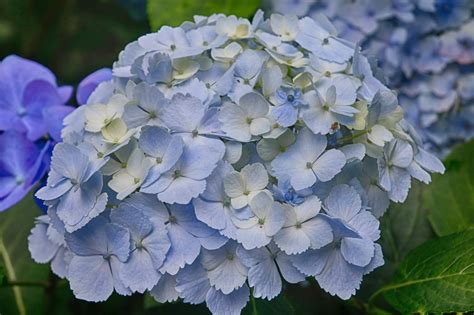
[269,0,474,156]
[0,56,113,212]
[0,131,49,211]
[28,10,444,313]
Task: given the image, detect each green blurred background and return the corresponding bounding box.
[0,0,149,85]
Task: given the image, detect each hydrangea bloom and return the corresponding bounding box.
[29,11,444,314]
[0,55,112,212]
[269,0,474,156]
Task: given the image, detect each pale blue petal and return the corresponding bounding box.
[363,243,384,275]
[341,237,375,267]
[106,223,132,262]
[139,126,184,175]
[312,149,346,182]
[199,231,229,250]
[275,252,306,284]
[162,94,206,132]
[387,167,411,203]
[110,256,132,296]
[272,104,297,127]
[50,247,70,279]
[28,216,59,263]
[315,248,364,300]
[238,247,281,300]
[150,274,180,303]
[110,204,153,241]
[201,243,247,294]
[302,216,334,249]
[51,143,88,181]
[324,184,362,221]
[119,248,160,293]
[205,285,250,315]
[35,177,72,201]
[176,262,210,304]
[124,193,169,226]
[348,210,380,241]
[181,145,220,180]
[65,216,109,256]
[160,223,201,275]
[236,225,271,250]
[274,227,310,255]
[157,177,206,204]
[290,247,330,276]
[414,148,445,174]
[68,255,114,302]
[193,199,227,230]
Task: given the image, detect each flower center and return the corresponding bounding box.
[17,107,27,117]
[173,170,182,178]
[15,175,24,185]
[168,215,177,223]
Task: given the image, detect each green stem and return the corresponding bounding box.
[0,237,26,315]
[3,280,50,288]
[336,130,369,144]
[349,297,392,315]
[368,286,392,313]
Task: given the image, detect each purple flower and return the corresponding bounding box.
[76,68,113,105]
[0,55,74,142]
[0,131,50,211]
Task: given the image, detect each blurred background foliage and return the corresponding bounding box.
[0,0,149,86]
[1,0,473,314]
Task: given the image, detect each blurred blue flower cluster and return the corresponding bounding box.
[0,55,111,212]
[28,11,444,314]
[271,0,474,156]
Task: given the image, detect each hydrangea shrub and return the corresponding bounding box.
[270,0,474,156]
[29,11,444,314]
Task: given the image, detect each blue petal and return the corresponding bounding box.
[119,248,160,293]
[68,255,114,302]
[176,262,210,304]
[205,285,250,315]
[341,237,375,267]
[315,248,364,300]
[150,274,180,303]
[272,104,298,127]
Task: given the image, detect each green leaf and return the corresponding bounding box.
[147,0,261,31]
[356,182,435,302]
[425,140,474,236]
[372,229,474,314]
[242,294,295,315]
[381,181,435,265]
[0,196,50,315]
